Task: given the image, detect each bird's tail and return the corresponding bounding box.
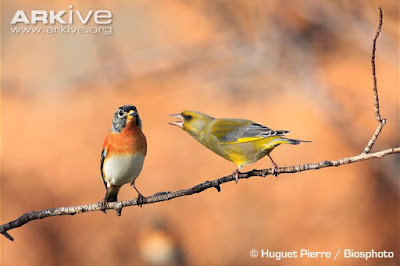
[105,186,121,202]
[262,136,310,150]
[268,137,311,145]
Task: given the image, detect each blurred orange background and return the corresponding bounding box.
[1,1,399,265]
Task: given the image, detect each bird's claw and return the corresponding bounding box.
[100,199,108,214]
[233,169,241,184]
[271,167,279,177]
[137,193,146,207]
[102,199,122,216]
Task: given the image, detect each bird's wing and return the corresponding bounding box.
[100,148,107,188]
[210,119,289,144]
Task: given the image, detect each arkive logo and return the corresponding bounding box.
[11,5,112,25]
[10,5,113,36]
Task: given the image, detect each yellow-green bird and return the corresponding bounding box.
[169,111,310,182]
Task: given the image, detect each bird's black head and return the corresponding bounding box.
[111,105,142,132]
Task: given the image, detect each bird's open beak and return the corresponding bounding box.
[168,113,183,128]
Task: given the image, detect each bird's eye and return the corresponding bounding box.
[118,111,124,118]
[185,115,193,120]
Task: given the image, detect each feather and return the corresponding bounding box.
[211,119,289,144]
[100,148,107,188]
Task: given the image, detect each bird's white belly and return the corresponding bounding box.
[103,153,145,187]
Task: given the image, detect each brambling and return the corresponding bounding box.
[169,111,310,182]
[100,105,147,212]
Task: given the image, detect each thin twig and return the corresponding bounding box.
[363,119,386,154]
[1,147,399,241]
[363,7,385,154]
[371,7,383,122]
[0,7,396,242]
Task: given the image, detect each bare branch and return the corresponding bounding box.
[1,7,396,242]
[1,147,399,241]
[371,7,383,122]
[363,7,385,154]
[363,118,387,154]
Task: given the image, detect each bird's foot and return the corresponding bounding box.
[270,168,276,177]
[132,184,146,207]
[137,193,146,207]
[271,165,279,177]
[233,169,241,184]
[267,155,279,177]
[100,198,108,214]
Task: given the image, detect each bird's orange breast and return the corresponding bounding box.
[104,124,147,156]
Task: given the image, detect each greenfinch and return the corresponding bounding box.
[169,111,310,182]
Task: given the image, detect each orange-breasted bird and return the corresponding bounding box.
[100,105,147,211]
[169,111,310,182]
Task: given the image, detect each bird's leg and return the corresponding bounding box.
[268,154,278,168]
[132,184,146,207]
[233,168,241,184]
[267,154,279,177]
[100,190,109,214]
[102,185,122,215]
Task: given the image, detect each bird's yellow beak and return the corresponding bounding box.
[128,110,137,116]
[127,110,137,121]
[168,113,183,128]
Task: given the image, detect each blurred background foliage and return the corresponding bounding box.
[1,0,399,265]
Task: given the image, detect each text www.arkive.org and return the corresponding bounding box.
[10,26,113,36]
